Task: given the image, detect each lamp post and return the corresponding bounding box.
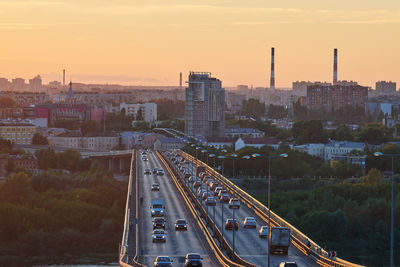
[374,152,397,267]
[218,155,225,176]
[226,154,238,179]
[251,153,288,267]
[209,153,216,169]
[201,149,208,165]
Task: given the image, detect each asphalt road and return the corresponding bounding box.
[137,150,219,267]
[172,153,319,267]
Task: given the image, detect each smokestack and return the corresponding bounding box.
[63,69,65,86]
[270,47,275,90]
[179,72,182,88]
[333,48,338,85]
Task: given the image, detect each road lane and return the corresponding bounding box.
[137,150,219,266]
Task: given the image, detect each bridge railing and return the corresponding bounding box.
[119,150,147,267]
[180,150,365,267]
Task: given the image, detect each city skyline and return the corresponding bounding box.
[0,0,399,87]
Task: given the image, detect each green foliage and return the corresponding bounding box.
[0,165,126,265]
[35,148,91,172]
[105,112,133,131]
[263,181,400,266]
[81,120,102,135]
[31,133,49,145]
[366,168,382,184]
[0,96,16,108]
[330,124,354,141]
[53,119,80,130]
[0,138,12,151]
[356,123,392,145]
[158,119,185,132]
[292,120,328,144]
[132,121,150,131]
[267,104,288,119]
[240,99,266,119]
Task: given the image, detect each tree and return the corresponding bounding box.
[81,120,102,135]
[366,168,382,184]
[136,108,144,121]
[0,172,33,204]
[292,120,328,144]
[268,104,288,119]
[0,138,12,151]
[241,99,266,119]
[331,124,354,141]
[31,133,49,145]
[35,148,57,170]
[0,96,16,108]
[356,123,392,145]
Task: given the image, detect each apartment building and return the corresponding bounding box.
[0,122,36,145]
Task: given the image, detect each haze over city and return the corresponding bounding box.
[0,0,399,87]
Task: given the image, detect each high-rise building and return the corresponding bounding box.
[12,78,26,91]
[307,84,368,111]
[376,81,396,95]
[29,75,42,92]
[185,72,225,137]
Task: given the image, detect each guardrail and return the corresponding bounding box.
[180,150,365,267]
[158,151,257,267]
[119,150,147,267]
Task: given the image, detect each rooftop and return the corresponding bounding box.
[240,137,280,145]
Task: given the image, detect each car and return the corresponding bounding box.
[206,196,216,206]
[154,256,173,267]
[185,253,203,267]
[214,187,223,195]
[220,193,230,203]
[153,168,159,174]
[184,172,191,179]
[197,188,207,198]
[228,198,241,209]
[202,191,213,200]
[218,189,227,197]
[243,217,257,228]
[259,226,269,238]
[144,168,152,175]
[153,218,166,229]
[210,182,219,191]
[278,262,298,267]
[193,180,202,188]
[174,219,188,231]
[157,169,164,176]
[152,229,166,243]
[188,176,195,182]
[142,156,149,161]
[225,218,239,230]
[151,183,160,191]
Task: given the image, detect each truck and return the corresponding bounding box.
[270,227,290,254]
[150,199,165,217]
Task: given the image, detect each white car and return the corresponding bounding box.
[243,217,257,228]
[259,226,269,238]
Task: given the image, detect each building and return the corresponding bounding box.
[307,84,368,111]
[154,137,184,151]
[225,127,264,138]
[120,102,157,122]
[0,108,23,119]
[185,72,225,138]
[205,137,235,149]
[292,81,331,95]
[324,141,365,161]
[365,95,400,117]
[11,78,26,91]
[235,137,280,151]
[0,122,36,145]
[0,78,10,91]
[294,143,326,158]
[29,75,42,92]
[376,81,396,95]
[0,154,38,177]
[48,132,119,151]
[226,92,246,113]
[0,92,50,106]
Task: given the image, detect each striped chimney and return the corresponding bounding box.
[333,48,338,85]
[270,47,275,90]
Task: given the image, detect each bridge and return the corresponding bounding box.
[119,149,365,267]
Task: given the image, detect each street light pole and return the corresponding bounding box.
[374,152,397,267]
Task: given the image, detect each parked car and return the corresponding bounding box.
[154,256,173,267]
[228,198,241,209]
[225,218,239,230]
[174,219,188,231]
[151,183,160,191]
[185,253,203,267]
[243,217,257,228]
[152,229,166,243]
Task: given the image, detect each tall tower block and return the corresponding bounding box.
[270,47,275,90]
[333,48,338,85]
[63,69,65,86]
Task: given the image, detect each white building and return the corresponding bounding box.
[48,133,119,151]
[294,143,325,158]
[120,102,157,122]
[235,137,280,151]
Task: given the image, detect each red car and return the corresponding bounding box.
[225,218,239,230]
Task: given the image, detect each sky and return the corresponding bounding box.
[0,0,399,88]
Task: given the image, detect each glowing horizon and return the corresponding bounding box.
[0,0,399,88]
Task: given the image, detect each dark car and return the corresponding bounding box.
[157,169,164,176]
[278,262,298,267]
[193,180,202,188]
[152,229,166,243]
[185,253,203,267]
[153,168,159,174]
[225,218,239,230]
[154,256,173,267]
[220,193,230,203]
[174,219,188,231]
[153,218,166,229]
[144,168,152,175]
[151,183,160,191]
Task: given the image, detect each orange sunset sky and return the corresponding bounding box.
[0,0,399,88]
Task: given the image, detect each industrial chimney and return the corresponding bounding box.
[179,72,182,88]
[333,48,338,85]
[63,69,65,86]
[270,47,275,90]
